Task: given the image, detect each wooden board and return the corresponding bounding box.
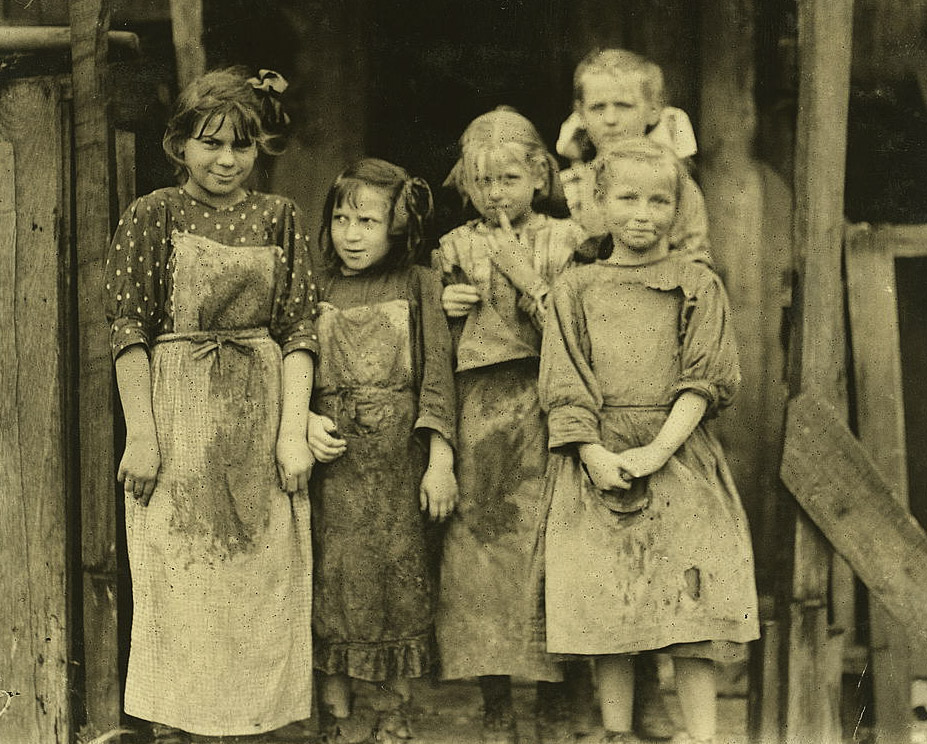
[781,389,927,649]
[846,224,913,739]
[781,1,855,742]
[0,80,71,744]
[168,0,204,91]
[69,0,121,735]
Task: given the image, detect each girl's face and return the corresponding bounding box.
[330,185,392,273]
[601,160,677,263]
[577,72,660,154]
[468,154,543,228]
[181,116,257,207]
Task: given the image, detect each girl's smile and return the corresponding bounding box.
[330,185,392,272]
[181,117,257,208]
[602,161,677,264]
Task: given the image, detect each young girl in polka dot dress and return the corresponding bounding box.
[104,67,318,742]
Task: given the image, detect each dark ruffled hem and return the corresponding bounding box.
[313,633,435,681]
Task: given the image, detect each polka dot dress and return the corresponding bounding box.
[103,186,319,735]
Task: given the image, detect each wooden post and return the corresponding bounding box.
[780,0,855,742]
[168,0,205,91]
[846,224,913,742]
[69,0,121,736]
[269,2,368,231]
[0,81,71,744]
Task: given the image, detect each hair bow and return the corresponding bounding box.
[248,69,288,95]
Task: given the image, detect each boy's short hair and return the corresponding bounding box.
[573,48,666,111]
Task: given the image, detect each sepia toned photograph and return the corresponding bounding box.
[1,1,926,743]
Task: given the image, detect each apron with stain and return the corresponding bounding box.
[124,231,313,736]
[311,298,434,681]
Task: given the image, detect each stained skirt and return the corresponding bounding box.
[123,334,313,736]
[543,405,759,657]
[437,359,561,681]
[311,387,436,681]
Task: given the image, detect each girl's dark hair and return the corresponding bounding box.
[319,158,435,271]
[444,106,570,218]
[162,66,290,177]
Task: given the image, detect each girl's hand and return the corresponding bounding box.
[118,434,161,506]
[307,412,347,463]
[442,284,481,318]
[276,432,314,494]
[420,463,458,521]
[612,444,672,480]
[579,443,632,492]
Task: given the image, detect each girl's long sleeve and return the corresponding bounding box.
[538,272,602,449]
[412,266,457,449]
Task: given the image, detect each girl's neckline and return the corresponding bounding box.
[598,251,677,268]
[178,186,254,212]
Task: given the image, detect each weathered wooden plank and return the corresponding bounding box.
[781,389,927,648]
[0,80,71,744]
[845,224,913,740]
[168,0,205,91]
[69,0,121,735]
[781,1,856,742]
[0,27,138,53]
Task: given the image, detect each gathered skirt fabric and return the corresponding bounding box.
[543,405,759,658]
[311,386,436,681]
[437,359,561,681]
[123,336,313,736]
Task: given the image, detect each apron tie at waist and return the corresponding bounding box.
[190,336,256,361]
[155,329,269,371]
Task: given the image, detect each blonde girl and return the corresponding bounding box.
[539,139,759,744]
[434,107,588,744]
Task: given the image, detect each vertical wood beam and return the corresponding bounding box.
[69,0,121,735]
[168,0,205,91]
[0,81,71,744]
[846,225,913,742]
[781,0,855,742]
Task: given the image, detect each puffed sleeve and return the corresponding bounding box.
[538,271,603,448]
[103,194,170,361]
[412,266,457,448]
[270,198,320,357]
[670,268,741,416]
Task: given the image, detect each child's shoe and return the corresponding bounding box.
[669,733,714,744]
[480,708,519,744]
[373,700,414,743]
[534,691,574,744]
[576,729,640,744]
[150,723,191,743]
[318,705,377,744]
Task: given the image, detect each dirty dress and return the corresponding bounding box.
[538,252,759,657]
[311,265,455,681]
[433,214,587,680]
[104,187,318,736]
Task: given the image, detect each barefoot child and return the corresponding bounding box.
[104,67,316,741]
[307,158,458,744]
[539,139,759,744]
[434,108,588,744]
[558,48,708,256]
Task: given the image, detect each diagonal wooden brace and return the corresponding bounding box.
[781,387,927,647]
